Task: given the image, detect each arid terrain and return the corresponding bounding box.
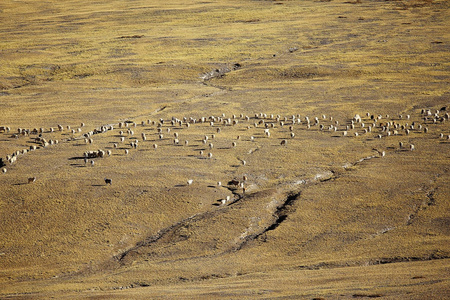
[0,0,449,298]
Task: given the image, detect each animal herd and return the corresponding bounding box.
[1,107,448,193]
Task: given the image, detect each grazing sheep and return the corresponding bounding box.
[228,179,240,187]
[125,149,129,155]
[410,144,415,151]
[187,179,193,185]
[2,168,6,173]
[106,150,112,156]
[104,178,112,185]
[114,143,118,148]
[90,160,95,167]
[153,144,158,149]
[208,152,213,159]
[217,181,222,187]
[280,139,287,146]
[28,177,36,184]
[232,142,237,148]
[209,143,214,149]
[185,140,189,146]
[84,157,88,164]
[399,141,404,149]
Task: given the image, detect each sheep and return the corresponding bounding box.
[184,140,189,146]
[280,139,287,146]
[209,143,214,149]
[2,168,6,173]
[84,157,88,164]
[173,138,179,145]
[208,152,213,159]
[410,144,415,151]
[90,160,95,167]
[106,150,112,156]
[104,178,112,185]
[232,142,237,148]
[250,136,255,142]
[124,149,129,155]
[153,144,158,149]
[187,179,193,185]
[228,179,240,187]
[217,181,222,187]
[399,141,404,149]
[28,177,36,184]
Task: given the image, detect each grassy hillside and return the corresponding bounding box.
[0,0,449,298]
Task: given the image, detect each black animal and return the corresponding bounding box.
[104,178,112,185]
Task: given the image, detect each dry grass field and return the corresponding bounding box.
[0,0,449,298]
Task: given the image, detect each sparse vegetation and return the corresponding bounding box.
[0,0,449,298]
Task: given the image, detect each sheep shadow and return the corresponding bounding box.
[70,163,87,167]
[68,156,86,160]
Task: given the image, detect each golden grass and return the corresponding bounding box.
[0,0,449,298]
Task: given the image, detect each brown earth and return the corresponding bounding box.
[0,0,449,298]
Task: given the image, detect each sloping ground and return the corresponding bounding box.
[0,0,449,298]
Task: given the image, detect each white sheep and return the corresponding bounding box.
[187,179,193,185]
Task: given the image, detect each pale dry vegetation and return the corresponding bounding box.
[0,0,449,298]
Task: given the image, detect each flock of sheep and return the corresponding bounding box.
[1,107,449,195]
